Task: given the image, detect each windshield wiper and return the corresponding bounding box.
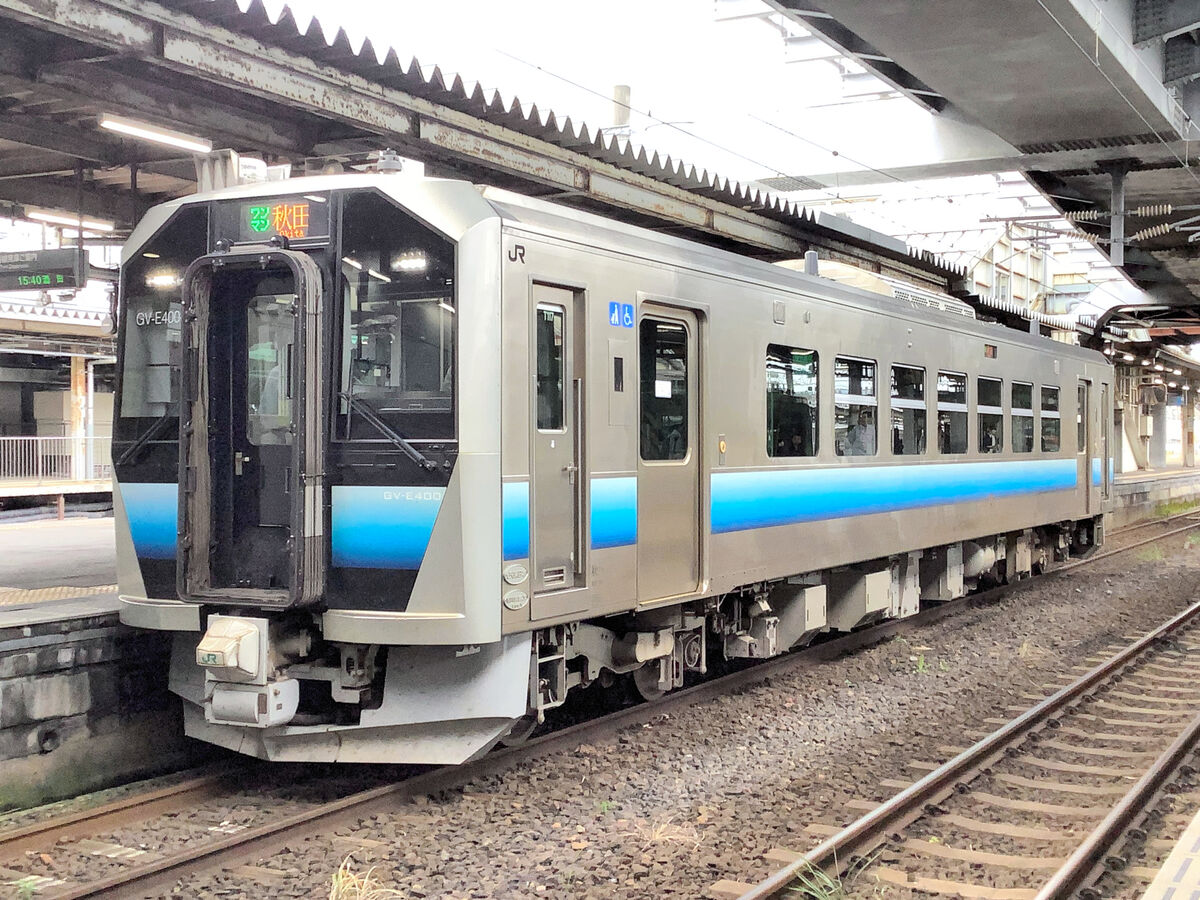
[339,391,437,471]
[114,412,175,467]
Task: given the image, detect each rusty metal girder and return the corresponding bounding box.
[0,0,815,256]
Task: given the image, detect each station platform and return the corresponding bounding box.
[1111,465,1200,529]
[1140,805,1200,900]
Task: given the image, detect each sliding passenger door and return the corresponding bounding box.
[637,306,700,602]
[530,285,583,595]
[1100,382,1111,501]
[1078,379,1093,515]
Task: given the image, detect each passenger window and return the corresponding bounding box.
[1076,384,1086,452]
[766,344,818,458]
[936,371,967,454]
[1041,386,1060,452]
[639,318,688,461]
[890,365,926,455]
[535,305,565,431]
[978,377,1003,454]
[1012,382,1034,452]
[834,356,877,457]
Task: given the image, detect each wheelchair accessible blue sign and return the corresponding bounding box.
[609,302,634,328]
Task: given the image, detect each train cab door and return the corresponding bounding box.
[530,286,584,599]
[636,307,700,602]
[1078,379,1093,515]
[178,248,326,608]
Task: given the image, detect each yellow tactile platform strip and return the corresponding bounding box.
[0,584,118,607]
[1141,811,1200,900]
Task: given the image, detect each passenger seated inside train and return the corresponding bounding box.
[774,396,814,457]
[844,409,876,455]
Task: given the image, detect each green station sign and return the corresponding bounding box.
[0,248,84,291]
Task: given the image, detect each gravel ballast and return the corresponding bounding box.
[68,537,1200,898]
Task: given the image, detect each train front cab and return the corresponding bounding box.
[115,176,537,764]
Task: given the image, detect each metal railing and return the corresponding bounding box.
[0,435,112,485]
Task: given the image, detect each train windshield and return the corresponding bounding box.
[338,191,456,441]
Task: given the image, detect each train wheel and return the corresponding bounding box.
[633,663,666,701]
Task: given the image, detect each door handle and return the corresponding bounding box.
[563,462,578,484]
[234,451,249,476]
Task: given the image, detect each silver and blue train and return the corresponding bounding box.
[113,169,1113,763]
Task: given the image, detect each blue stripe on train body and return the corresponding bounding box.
[502,482,530,560]
[711,458,1079,534]
[1091,458,1102,486]
[119,482,179,559]
[331,485,445,569]
[591,476,636,548]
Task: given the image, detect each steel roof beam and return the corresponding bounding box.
[764,0,946,113]
[0,111,123,164]
[0,0,814,257]
[37,62,312,155]
[1134,0,1200,44]
[0,174,139,223]
[1164,34,1200,84]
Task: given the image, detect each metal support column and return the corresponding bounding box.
[69,356,85,481]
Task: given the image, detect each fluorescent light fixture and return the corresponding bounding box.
[367,268,391,283]
[303,194,327,203]
[99,114,213,154]
[145,272,180,289]
[1175,368,1183,375]
[1155,364,1165,371]
[391,251,428,272]
[28,210,114,232]
[142,252,160,259]
[1143,359,1153,366]
[341,257,362,270]
[438,301,455,314]
[1169,381,1178,388]
[1122,353,1134,362]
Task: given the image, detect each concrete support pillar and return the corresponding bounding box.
[69,356,85,481]
[1150,401,1168,469]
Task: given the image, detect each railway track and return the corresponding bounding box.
[3,513,1197,898]
[729,595,1200,900]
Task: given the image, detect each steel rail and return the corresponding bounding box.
[23,514,1200,897]
[735,595,1200,900]
[1035,710,1200,899]
[0,769,233,862]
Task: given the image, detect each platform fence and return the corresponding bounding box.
[0,435,112,485]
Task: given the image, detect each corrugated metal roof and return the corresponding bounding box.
[157,0,967,278]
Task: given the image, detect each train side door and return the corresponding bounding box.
[530,285,583,594]
[1100,382,1111,501]
[1078,379,1092,515]
[637,307,700,601]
